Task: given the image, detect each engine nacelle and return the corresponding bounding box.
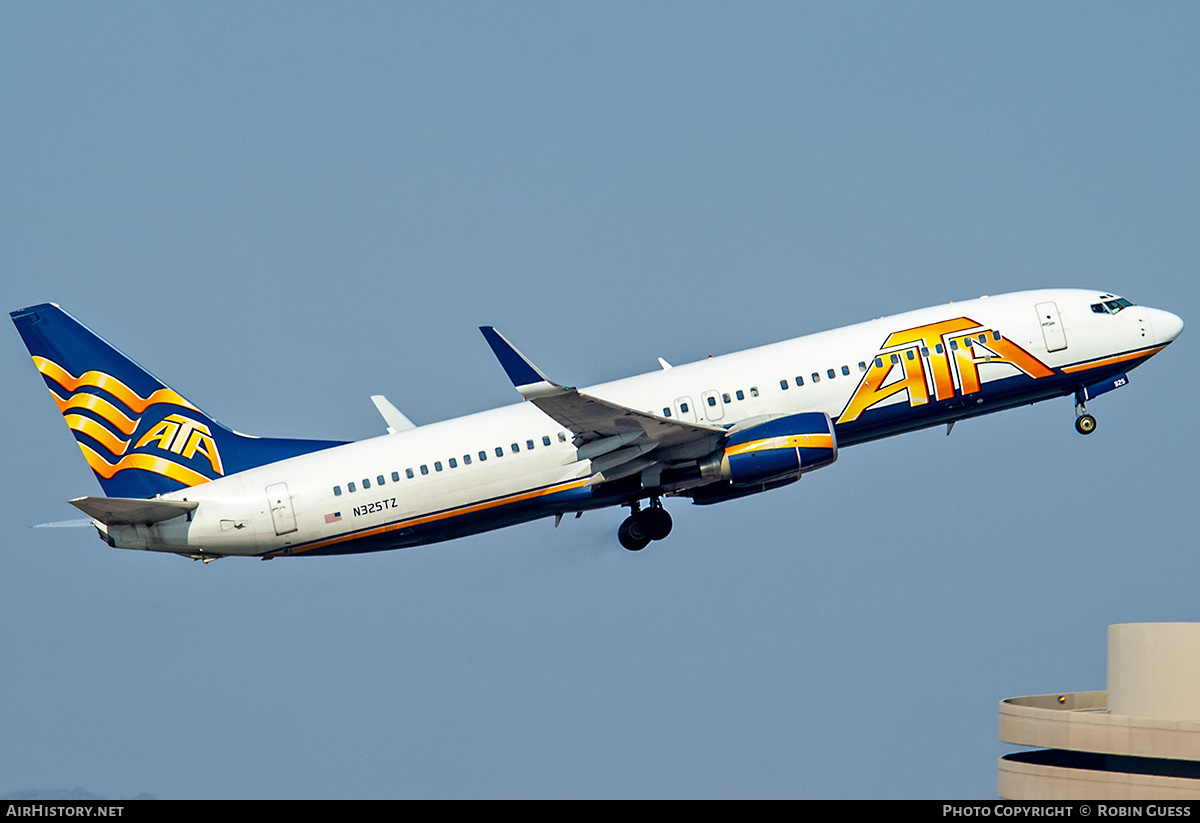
[719,411,837,487]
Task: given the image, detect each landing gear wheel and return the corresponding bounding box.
[1075,414,1097,435]
[618,516,651,551]
[640,506,673,541]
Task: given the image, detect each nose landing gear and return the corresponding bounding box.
[1074,398,1097,435]
[617,499,673,551]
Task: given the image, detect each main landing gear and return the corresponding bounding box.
[1074,399,1097,435]
[617,499,673,551]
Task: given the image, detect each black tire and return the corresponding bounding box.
[1075,414,1097,435]
[639,507,673,541]
[618,517,650,551]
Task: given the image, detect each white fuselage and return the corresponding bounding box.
[98,288,1182,558]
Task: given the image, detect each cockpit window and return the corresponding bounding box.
[1091,298,1134,315]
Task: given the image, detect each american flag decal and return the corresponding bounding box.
[325,512,341,524]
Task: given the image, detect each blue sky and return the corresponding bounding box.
[2,2,1198,798]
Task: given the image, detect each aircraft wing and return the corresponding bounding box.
[479,327,725,455]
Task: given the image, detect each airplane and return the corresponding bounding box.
[10,289,1183,559]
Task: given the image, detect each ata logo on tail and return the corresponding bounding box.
[838,317,1055,424]
[36,356,225,487]
[134,413,224,476]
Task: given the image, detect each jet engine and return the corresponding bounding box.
[687,411,837,504]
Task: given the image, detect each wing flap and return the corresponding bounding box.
[533,389,724,455]
[480,326,725,454]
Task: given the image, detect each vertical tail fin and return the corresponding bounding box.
[11,303,344,499]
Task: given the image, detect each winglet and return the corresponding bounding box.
[370,395,416,434]
[479,327,568,399]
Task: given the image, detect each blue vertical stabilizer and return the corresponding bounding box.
[11,303,345,498]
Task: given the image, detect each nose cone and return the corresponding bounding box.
[1150,308,1185,345]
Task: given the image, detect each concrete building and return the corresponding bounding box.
[999,623,1200,799]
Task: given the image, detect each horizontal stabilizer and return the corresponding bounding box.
[70,496,198,526]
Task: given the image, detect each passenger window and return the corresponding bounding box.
[680,402,689,413]
[558,432,568,442]
[449,458,457,468]
[780,380,788,390]
[348,482,357,492]
[812,373,820,383]
[876,357,884,368]
[479,451,487,462]
[841,365,850,376]
[795,375,804,386]
[391,471,400,482]
[377,475,385,486]
[992,331,1002,341]
[890,353,900,364]
[406,468,414,479]
[935,344,944,354]
[420,465,429,475]
[906,350,915,361]
[858,361,867,372]
[919,347,928,358]
[662,407,671,417]
[543,436,551,446]
[827,369,836,379]
[333,486,342,496]
[950,339,959,351]
[750,387,759,397]
[722,393,731,403]
[706,396,717,407]
[526,439,535,450]
[735,391,744,401]
[495,447,504,457]
[363,478,371,489]
[434,461,443,472]
[463,454,471,465]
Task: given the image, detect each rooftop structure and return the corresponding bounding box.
[999,623,1200,799]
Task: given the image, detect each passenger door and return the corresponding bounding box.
[1035,302,1068,352]
[265,482,298,535]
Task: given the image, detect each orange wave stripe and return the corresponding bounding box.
[33,357,199,413]
[65,414,130,457]
[78,442,212,487]
[51,389,140,435]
